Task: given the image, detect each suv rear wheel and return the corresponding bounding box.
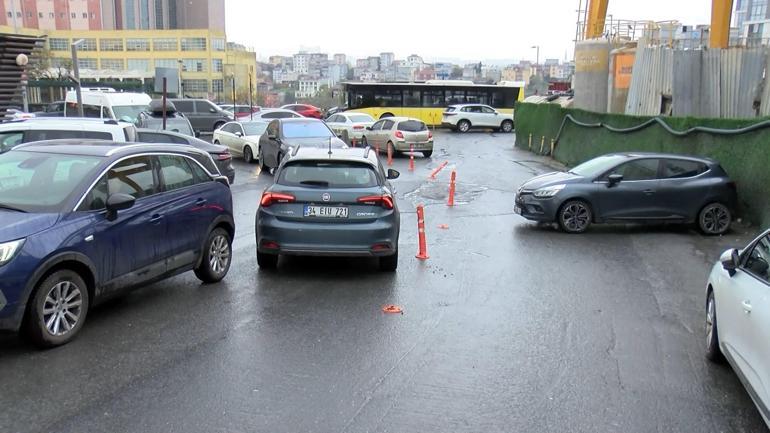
[457,120,471,133]
[23,270,90,348]
[501,120,514,133]
[194,228,232,283]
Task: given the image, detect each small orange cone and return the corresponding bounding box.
[416,205,429,260]
[447,170,456,207]
[438,224,449,229]
[409,144,415,171]
[382,304,403,314]
[387,144,393,166]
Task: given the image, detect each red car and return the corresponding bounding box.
[281,104,323,119]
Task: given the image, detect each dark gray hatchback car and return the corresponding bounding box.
[256,146,400,271]
[515,153,737,234]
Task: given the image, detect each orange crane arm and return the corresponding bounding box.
[585,0,609,39]
[710,0,733,48]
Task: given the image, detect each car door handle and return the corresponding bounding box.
[742,300,753,313]
[643,189,655,195]
[149,214,164,224]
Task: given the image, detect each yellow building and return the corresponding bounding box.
[0,24,257,102]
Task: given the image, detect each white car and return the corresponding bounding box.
[706,229,770,427]
[248,108,304,121]
[441,104,514,133]
[325,112,375,143]
[0,117,137,153]
[212,120,268,163]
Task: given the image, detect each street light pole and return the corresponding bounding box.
[177,59,183,96]
[71,39,85,118]
[531,45,540,73]
[230,73,236,108]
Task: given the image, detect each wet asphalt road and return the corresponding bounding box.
[1,131,768,433]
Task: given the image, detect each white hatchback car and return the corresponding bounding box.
[325,112,375,143]
[706,229,770,427]
[441,104,514,133]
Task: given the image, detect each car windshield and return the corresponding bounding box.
[349,114,374,123]
[397,120,427,132]
[281,121,334,139]
[278,161,378,188]
[0,150,103,212]
[113,105,149,123]
[243,122,268,136]
[569,154,629,177]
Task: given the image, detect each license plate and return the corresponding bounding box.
[304,205,349,218]
[514,205,522,214]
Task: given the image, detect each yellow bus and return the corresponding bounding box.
[341,80,525,126]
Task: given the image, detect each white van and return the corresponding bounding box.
[64,88,151,123]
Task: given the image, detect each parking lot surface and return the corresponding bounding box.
[1,131,767,433]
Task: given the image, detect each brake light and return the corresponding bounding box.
[428,131,433,139]
[217,152,232,161]
[357,194,394,209]
[352,125,365,130]
[260,192,295,207]
[394,130,404,139]
[443,112,457,116]
[261,240,280,249]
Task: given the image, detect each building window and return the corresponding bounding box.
[71,12,76,19]
[78,39,97,51]
[99,38,124,52]
[212,38,225,51]
[82,13,88,19]
[153,38,178,51]
[155,59,179,69]
[751,0,768,20]
[38,12,43,18]
[212,58,223,72]
[155,0,164,28]
[182,79,208,93]
[126,38,150,51]
[101,59,124,70]
[127,59,150,71]
[49,38,70,51]
[212,79,224,93]
[181,59,207,72]
[181,37,207,51]
[78,58,98,69]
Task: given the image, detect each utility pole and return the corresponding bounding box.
[231,73,236,108]
[71,39,85,117]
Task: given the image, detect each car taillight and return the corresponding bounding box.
[357,194,394,210]
[260,192,295,207]
[352,125,365,130]
[216,152,232,161]
[394,130,404,139]
[428,131,433,139]
[443,112,457,116]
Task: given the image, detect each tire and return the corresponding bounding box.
[243,145,254,164]
[705,290,724,362]
[380,112,394,119]
[213,122,225,131]
[194,228,232,283]
[501,120,514,133]
[379,249,398,272]
[257,251,278,269]
[258,147,266,172]
[457,120,471,133]
[23,270,90,348]
[558,200,593,233]
[698,203,731,235]
[423,150,433,158]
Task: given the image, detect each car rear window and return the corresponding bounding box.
[277,161,378,188]
[445,107,456,112]
[25,130,112,141]
[349,114,373,123]
[397,120,427,132]
[282,121,334,138]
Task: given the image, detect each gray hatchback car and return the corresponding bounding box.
[256,146,401,271]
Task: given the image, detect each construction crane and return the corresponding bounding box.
[583,0,733,48]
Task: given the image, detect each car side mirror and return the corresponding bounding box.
[194,130,201,138]
[209,108,217,113]
[106,193,135,220]
[235,131,243,137]
[386,169,400,180]
[366,126,372,131]
[607,173,623,187]
[720,248,740,276]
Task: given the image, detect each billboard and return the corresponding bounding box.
[154,67,180,94]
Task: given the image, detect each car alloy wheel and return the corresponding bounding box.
[501,120,513,133]
[209,233,230,275]
[699,203,731,235]
[559,200,592,233]
[244,146,254,164]
[706,295,715,348]
[458,120,470,133]
[43,281,83,337]
[705,291,723,362]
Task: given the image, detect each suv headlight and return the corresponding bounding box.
[0,239,24,266]
[533,184,566,198]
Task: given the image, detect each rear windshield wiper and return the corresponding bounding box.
[0,203,27,212]
[299,180,330,187]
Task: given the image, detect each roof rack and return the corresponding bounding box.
[363,146,372,159]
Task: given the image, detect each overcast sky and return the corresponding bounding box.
[225,0,712,63]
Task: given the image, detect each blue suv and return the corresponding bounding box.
[0,140,235,347]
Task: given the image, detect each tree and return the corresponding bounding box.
[27,48,72,80]
[450,66,463,79]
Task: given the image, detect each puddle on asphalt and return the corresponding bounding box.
[404,180,487,206]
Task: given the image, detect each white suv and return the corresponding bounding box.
[0,118,137,153]
[441,104,514,133]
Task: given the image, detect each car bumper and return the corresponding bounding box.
[394,140,433,152]
[0,264,30,332]
[514,192,561,222]
[441,121,458,128]
[256,213,399,257]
